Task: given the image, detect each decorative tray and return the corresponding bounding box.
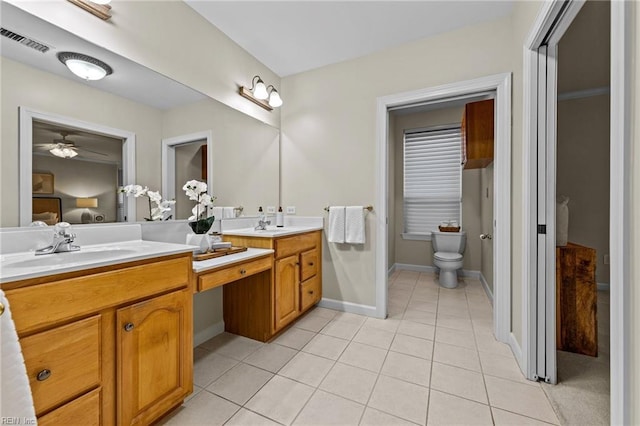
[193,246,248,261]
[438,226,461,232]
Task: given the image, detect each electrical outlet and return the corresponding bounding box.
[266,206,276,214]
[286,206,296,215]
[604,254,610,265]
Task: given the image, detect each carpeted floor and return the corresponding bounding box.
[542,290,610,425]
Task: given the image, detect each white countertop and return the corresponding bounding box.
[222,225,323,238]
[192,248,274,274]
[0,240,194,284]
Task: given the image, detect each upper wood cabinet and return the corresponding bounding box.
[462,99,494,169]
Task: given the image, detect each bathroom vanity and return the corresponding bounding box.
[2,252,193,425]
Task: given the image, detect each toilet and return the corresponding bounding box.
[431,230,466,288]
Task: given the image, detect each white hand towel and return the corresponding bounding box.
[345,206,366,244]
[0,290,36,421]
[223,207,236,219]
[210,207,223,221]
[328,206,346,243]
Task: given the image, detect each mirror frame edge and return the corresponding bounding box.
[18,106,137,226]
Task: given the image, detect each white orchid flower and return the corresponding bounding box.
[122,184,148,197]
[147,190,162,203]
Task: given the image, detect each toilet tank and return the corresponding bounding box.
[431,230,466,253]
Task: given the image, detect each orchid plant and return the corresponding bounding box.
[182,180,216,234]
[120,184,175,221]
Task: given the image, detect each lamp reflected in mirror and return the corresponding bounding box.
[77,197,98,223]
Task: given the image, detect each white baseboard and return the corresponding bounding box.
[479,273,494,306]
[597,282,610,291]
[388,263,397,278]
[194,321,225,347]
[318,298,378,317]
[394,263,437,273]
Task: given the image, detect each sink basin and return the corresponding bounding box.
[222,226,316,238]
[6,248,139,269]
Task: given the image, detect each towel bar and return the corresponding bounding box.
[324,205,373,212]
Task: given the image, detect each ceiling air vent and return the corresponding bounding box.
[0,28,50,53]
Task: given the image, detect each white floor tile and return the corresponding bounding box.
[491,407,556,425]
[484,376,560,424]
[381,351,431,387]
[206,363,273,405]
[353,326,396,350]
[430,362,488,404]
[225,408,280,426]
[295,314,333,332]
[390,333,434,359]
[244,343,298,373]
[321,319,362,340]
[245,376,315,425]
[293,390,364,425]
[193,350,239,388]
[338,341,388,373]
[432,341,481,372]
[478,351,533,385]
[397,320,436,341]
[273,327,316,350]
[319,362,378,404]
[359,407,419,426]
[368,375,429,425]
[279,351,335,387]
[302,334,349,360]
[202,333,264,360]
[427,390,493,426]
[159,391,239,426]
[435,326,477,350]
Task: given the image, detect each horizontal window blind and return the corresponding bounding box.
[404,126,462,234]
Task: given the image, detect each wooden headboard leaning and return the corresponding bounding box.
[32,197,62,225]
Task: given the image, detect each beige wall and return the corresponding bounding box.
[0,57,163,226]
[390,106,483,272]
[281,16,514,306]
[6,0,281,128]
[557,95,610,284]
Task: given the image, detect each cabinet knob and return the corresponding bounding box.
[124,322,135,332]
[309,262,314,266]
[308,290,314,295]
[36,369,51,381]
[0,301,4,317]
[240,269,247,275]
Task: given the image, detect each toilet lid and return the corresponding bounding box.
[434,252,463,261]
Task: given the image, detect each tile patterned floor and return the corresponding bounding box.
[159,271,561,425]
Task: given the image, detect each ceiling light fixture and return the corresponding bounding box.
[239,75,283,111]
[57,51,113,81]
[50,144,78,159]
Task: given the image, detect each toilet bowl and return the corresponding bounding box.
[431,230,466,289]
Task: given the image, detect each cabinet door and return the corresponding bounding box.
[117,289,192,425]
[275,255,300,330]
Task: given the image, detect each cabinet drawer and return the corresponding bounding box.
[21,315,101,415]
[7,256,190,335]
[300,248,319,282]
[199,256,272,291]
[38,387,101,426]
[275,232,318,258]
[300,275,321,312]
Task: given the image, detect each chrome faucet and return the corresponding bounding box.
[255,219,271,231]
[35,222,80,255]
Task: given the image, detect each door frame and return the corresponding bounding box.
[521,1,633,422]
[161,130,213,220]
[375,73,512,343]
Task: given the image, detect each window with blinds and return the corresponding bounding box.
[403,125,462,236]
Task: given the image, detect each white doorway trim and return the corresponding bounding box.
[375,73,512,344]
[161,130,213,219]
[521,0,632,422]
[19,107,136,225]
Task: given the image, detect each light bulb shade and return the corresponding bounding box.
[50,146,78,158]
[77,198,98,208]
[268,87,283,107]
[252,79,268,100]
[57,52,113,81]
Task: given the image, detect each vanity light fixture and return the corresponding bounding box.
[50,144,78,159]
[57,52,113,81]
[67,0,112,20]
[239,75,283,111]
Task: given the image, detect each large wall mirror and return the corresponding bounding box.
[1,2,280,227]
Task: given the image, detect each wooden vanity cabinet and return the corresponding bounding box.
[3,253,193,426]
[225,230,323,337]
[462,99,494,169]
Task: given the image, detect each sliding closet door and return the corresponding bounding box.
[535,44,558,384]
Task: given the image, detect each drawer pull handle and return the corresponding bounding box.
[124,322,135,332]
[0,301,4,317]
[240,269,247,275]
[37,369,51,381]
